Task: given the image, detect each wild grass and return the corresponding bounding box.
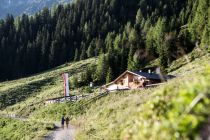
[168,48,210,75]
[75,65,210,140]
[0,58,97,116]
[0,117,54,140]
[30,100,89,122]
[74,50,210,140]
[0,58,97,139]
[0,49,210,140]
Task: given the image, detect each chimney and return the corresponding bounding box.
[156,67,161,74]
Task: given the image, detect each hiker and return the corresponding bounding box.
[66,116,70,128]
[61,116,65,129]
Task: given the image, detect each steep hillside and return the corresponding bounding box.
[0,0,209,139]
[0,58,98,139]
[75,51,210,139]
[0,49,209,139]
[0,0,72,19]
[0,58,97,118]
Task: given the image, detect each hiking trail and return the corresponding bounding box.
[45,122,76,140]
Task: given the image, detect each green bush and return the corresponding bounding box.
[82,86,93,93]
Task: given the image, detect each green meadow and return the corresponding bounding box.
[0,50,210,139]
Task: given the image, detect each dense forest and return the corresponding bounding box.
[0,0,209,83]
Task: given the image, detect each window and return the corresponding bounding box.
[120,80,123,85]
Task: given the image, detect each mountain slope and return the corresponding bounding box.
[0,0,72,19]
[0,0,209,82]
[0,49,210,139]
[0,58,97,139]
[75,50,210,139]
[0,57,97,116]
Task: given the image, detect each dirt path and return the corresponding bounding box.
[44,122,76,140]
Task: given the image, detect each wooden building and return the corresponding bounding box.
[102,70,172,92]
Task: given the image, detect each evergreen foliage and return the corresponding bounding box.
[0,0,209,83]
[96,54,107,82]
[106,67,113,84]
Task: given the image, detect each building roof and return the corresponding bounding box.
[132,71,165,80]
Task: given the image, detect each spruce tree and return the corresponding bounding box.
[74,48,79,62]
[159,48,168,70]
[146,27,156,56]
[83,67,93,84]
[127,46,136,71]
[114,34,121,50]
[129,28,138,46]
[201,26,210,50]
[106,67,113,84]
[189,0,208,41]
[133,50,141,70]
[119,47,128,73]
[135,9,144,30]
[96,53,107,82]
[80,45,87,60]
[154,18,166,54]
[87,42,95,58]
[49,40,60,67]
[136,9,144,25]
[105,32,115,51]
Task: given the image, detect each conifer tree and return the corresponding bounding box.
[49,40,60,67]
[133,50,141,70]
[87,42,95,58]
[119,47,128,73]
[146,27,156,56]
[135,9,144,30]
[189,0,208,41]
[83,66,93,84]
[106,67,113,84]
[114,34,121,50]
[96,53,107,82]
[105,32,115,51]
[80,45,87,60]
[136,9,144,25]
[201,26,210,50]
[154,18,166,55]
[74,48,79,62]
[127,46,136,71]
[129,28,138,46]
[159,48,168,69]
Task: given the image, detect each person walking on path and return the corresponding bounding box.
[61,116,65,129]
[66,117,70,128]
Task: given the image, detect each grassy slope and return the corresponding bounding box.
[0,58,97,115]
[0,49,210,139]
[0,117,54,140]
[0,58,97,139]
[75,50,210,140]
